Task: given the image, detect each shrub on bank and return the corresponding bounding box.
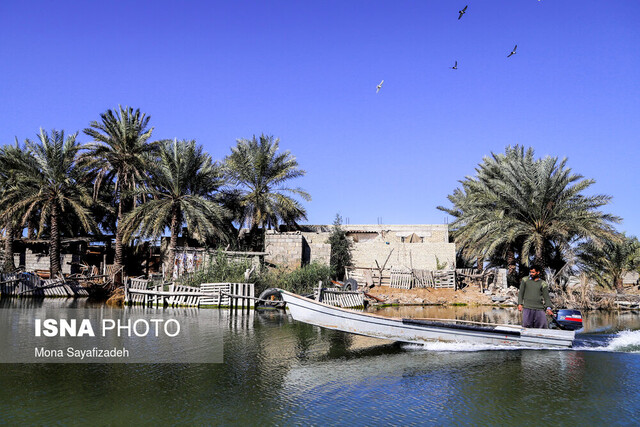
[256,262,331,295]
[178,249,252,288]
[176,250,330,297]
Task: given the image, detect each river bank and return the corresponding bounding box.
[365,284,640,310]
[367,286,497,306]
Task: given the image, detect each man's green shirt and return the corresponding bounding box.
[518,278,551,310]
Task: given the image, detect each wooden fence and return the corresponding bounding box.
[124,278,255,309]
[0,272,89,297]
[413,270,435,288]
[380,268,457,290]
[389,268,413,289]
[314,286,365,308]
[433,270,456,289]
[347,267,458,290]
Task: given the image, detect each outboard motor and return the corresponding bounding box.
[552,309,583,331]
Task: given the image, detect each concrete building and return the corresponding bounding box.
[264,224,456,272]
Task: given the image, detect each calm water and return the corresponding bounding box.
[1,298,639,426]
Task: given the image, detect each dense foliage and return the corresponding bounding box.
[82,106,158,274]
[0,107,310,276]
[177,249,253,288]
[120,139,230,277]
[438,145,620,285]
[222,134,311,250]
[1,130,97,276]
[257,262,331,295]
[579,235,640,292]
[327,214,352,280]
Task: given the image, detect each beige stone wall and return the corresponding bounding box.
[21,249,78,274]
[350,240,456,271]
[342,224,449,244]
[341,224,454,271]
[300,231,331,265]
[264,232,303,269]
[265,224,455,271]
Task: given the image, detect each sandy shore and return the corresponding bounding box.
[366,286,509,306]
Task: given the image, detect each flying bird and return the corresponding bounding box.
[450,61,458,70]
[507,45,518,57]
[458,5,468,20]
[376,80,384,93]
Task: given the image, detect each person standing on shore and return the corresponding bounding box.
[517,264,553,328]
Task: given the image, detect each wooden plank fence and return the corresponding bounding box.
[0,272,89,297]
[390,267,413,289]
[200,283,255,309]
[413,270,435,288]
[347,266,456,290]
[347,267,455,291]
[433,270,456,289]
[124,279,255,309]
[315,287,365,308]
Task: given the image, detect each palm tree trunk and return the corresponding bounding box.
[27,212,37,239]
[111,199,126,285]
[615,276,624,294]
[506,246,517,286]
[534,245,544,269]
[3,220,16,271]
[50,204,61,277]
[166,205,180,279]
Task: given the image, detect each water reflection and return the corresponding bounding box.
[0,300,639,425]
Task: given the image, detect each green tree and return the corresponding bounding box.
[82,106,158,277]
[579,235,640,293]
[327,214,352,280]
[120,139,230,278]
[2,129,96,276]
[0,141,29,271]
[438,145,619,284]
[223,134,310,249]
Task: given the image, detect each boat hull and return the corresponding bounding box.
[280,290,574,348]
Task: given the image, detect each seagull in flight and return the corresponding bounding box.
[450,61,458,70]
[458,5,468,20]
[376,80,384,93]
[507,45,518,57]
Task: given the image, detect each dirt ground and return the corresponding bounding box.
[366,285,498,306]
[365,283,640,307]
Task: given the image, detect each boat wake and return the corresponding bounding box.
[400,329,640,353]
[574,329,640,353]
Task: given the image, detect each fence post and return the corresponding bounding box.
[124,279,129,305]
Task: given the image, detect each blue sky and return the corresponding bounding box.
[1,1,638,235]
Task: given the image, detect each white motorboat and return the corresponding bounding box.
[279,290,576,348]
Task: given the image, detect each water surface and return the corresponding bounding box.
[1,299,638,425]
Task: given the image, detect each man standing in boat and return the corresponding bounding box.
[517,264,554,328]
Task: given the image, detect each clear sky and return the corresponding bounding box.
[1,1,638,235]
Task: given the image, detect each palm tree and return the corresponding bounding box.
[82,106,158,278]
[0,141,29,271]
[120,139,230,278]
[2,129,96,277]
[223,134,310,249]
[438,146,619,282]
[579,235,640,293]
